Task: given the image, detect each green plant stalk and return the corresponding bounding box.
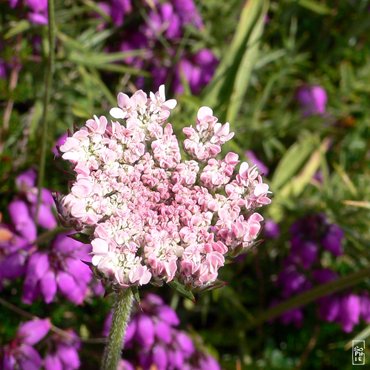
[247,266,370,330]
[101,288,134,370]
[36,0,56,220]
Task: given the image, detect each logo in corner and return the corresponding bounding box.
[352,340,365,366]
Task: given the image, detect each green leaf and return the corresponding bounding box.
[168,280,195,302]
[278,138,330,198]
[297,0,333,15]
[271,135,318,191]
[4,20,30,39]
[204,0,269,121]
[226,5,267,123]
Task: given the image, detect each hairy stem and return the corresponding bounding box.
[36,0,56,221]
[101,289,134,370]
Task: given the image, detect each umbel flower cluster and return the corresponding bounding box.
[59,85,271,288]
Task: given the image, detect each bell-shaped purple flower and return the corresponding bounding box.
[291,240,318,269]
[44,331,81,370]
[2,319,50,370]
[154,320,172,343]
[22,234,92,305]
[338,294,361,332]
[172,0,203,28]
[296,85,327,117]
[360,294,370,323]
[135,314,155,349]
[318,296,340,322]
[277,264,310,298]
[280,308,304,327]
[245,150,269,175]
[152,345,168,370]
[321,224,344,256]
[8,200,37,242]
[263,219,280,239]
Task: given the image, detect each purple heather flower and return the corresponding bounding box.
[2,318,50,370]
[172,0,203,29]
[44,331,81,370]
[338,294,361,332]
[318,296,340,322]
[25,0,48,24]
[321,224,344,256]
[99,0,132,27]
[156,305,180,326]
[0,60,7,79]
[0,223,32,285]
[22,233,92,305]
[263,219,280,239]
[9,0,19,8]
[296,85,327,117]
[312,268,338,284]
[245,150,269,175]
[135,314,155,349]
[290,239,318,269]
[16,169,37,191]
[198,354,221,370]
[154,320,172,343]
[52,133,68,157]
[280,308,303,327]
[175,49,218,94]
[104,294,220,369]
[277,264,311,298]
[117,360,135,370]
[151,345,168,370]
[176,332,194,356]
[146,3,182,40]
[18,318,51,345]
[360,294,370,323]
[8,199,37,242]
[13,170,57,230]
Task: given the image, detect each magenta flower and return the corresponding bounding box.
[44,331,81,370]
[173,49,218,95]
[104,293,219,369]
[263,219,280,239]
[245,150,269,176]
[22,233,92,304]
[321,224,344,256]
[59,85,271,289]
[2,318,51,370]
[14,169,57,230]
[296,85,327,117]
[10,0,48,24]
[52,133,68,157]
[99,0,132,27]
[339,294,361,333]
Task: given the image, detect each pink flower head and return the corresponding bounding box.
[59,85,271,289]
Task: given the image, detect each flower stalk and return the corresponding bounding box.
[101,288,134,370]
[36,0,56,221]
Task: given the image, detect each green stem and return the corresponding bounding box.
[101,289,134,370]
[36,0,56,221]
[246,266,370,330]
